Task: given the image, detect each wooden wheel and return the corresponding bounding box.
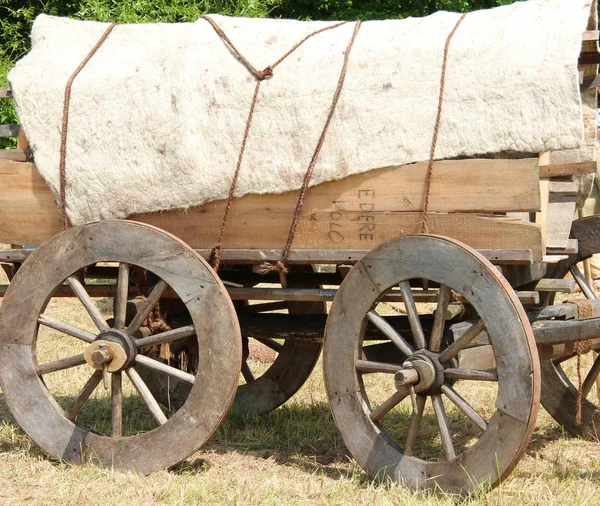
[140,265,324,415]
[0,220,241,473]
[323,235,539,494]
[541,215,600,438]
[234,265,325,414]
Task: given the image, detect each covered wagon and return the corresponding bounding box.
[0,0,600,495]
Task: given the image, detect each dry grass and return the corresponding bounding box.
[1,263,600,505]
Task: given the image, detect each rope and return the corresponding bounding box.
[59,23,116,231]
[200,15,350,271]
[259,20,362,274]
[419,13,466,234]
[567,298,596,424]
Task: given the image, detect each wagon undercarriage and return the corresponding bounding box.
[1,214,600,493]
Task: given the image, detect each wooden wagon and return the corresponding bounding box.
[1,4,600,497]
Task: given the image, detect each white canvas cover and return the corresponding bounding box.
[8,0,592,224]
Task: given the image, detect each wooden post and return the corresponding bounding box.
[536,152,551,253]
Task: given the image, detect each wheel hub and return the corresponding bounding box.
[394,351,445,395]
[83,329,137,372]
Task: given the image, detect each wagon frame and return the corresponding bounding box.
[1,18,600,498]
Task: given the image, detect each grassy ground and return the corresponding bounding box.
[1,262,600,505]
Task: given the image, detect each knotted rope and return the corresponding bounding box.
[419,13,466,234]
[59,23,116,231]
[567,298,595,425]
[259,20,362,274]
[201,16,358,272]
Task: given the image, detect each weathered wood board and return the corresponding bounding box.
[0,159,542,258]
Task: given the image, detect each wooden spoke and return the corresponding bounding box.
[582,353,600,398]
[438,319,486,364]
[126,367,168,425]
[111,372,123,437]
[64,370,103,420]
[441,384,487,431]
[399,281,426,349]
[553,353,576,365]
[369,388,409,422]
[432,394,456,461]
[67,275,110,331]
[241,361,255,383]
[136,325,196,349]
[429,285,451,352]
[113,263,130,329]
[135,354,195,384]
[36,353,86,375]
[403,394,426,457]
[570,265,598,300]
[126,279,168,334]
[367,310,414,357]
[38,314,96,343]
[252,337,284,353]
[443,368,498,382]
[355,359,402,374]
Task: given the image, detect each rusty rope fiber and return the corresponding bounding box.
[200,15,350,271]
[260,19,362,275]
[570,298,595,425]
[419,13,466,235]
[59,23,116,231]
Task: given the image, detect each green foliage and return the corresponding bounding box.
[271,0,522,20]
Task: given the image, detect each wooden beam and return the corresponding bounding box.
[533,318,600,346]
[0,246,535,266]
[534,278,576,293]
[0,283,541,305]
[539,161,597,178]
[581,74,600,90]
[0,88,11,98]
[0,125,19,137]
[0,159,543,258]
[0,149,32,162]
[546,239,578,255]
[579,52,600,65]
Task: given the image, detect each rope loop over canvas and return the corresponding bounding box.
[59,23,116,231]
[419,13,466,234]
[259,20,362,274]
[201,15,355,271]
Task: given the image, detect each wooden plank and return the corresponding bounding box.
[539,161,597,178]
[534,278,576,293]
[533,318,600,345]
[0,160,544,258]
[536,152,551,253]
[0,157,541,216]
[0,125,19,137]
[0,149,32,162]
[546,181,578,249]
[583,30,599,42]
[0,88,11,98]
[579,52,600,65]
[546,239,578,255]
[581,74,600,90]
[16,128,28,150]
[0,246,536,266]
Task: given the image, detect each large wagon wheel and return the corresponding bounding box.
[323,235,539,494]
[141,265,325,415]
[541,215,600,438]
[234,265,325,414]
[0,220,241,473]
